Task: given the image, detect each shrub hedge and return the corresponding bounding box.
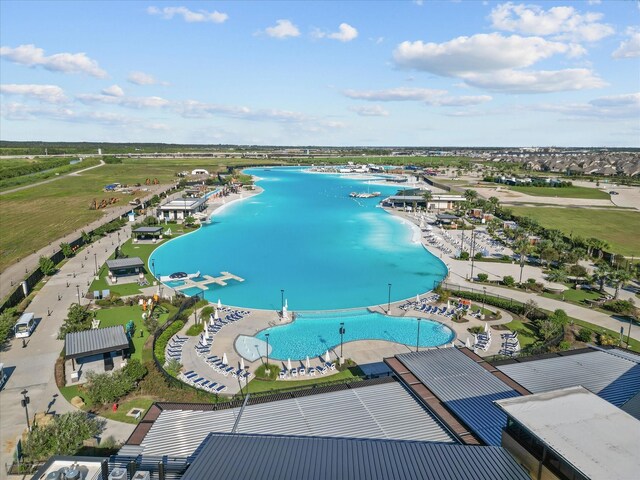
[154,320,185,365]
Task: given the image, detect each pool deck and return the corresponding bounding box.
[176,300,513,396]
[174,271,245,292]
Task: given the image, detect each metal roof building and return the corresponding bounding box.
[495,348,640,409]
[105,257,145,270]
[136,380,457,457]
[496,386,640,480]
[65,325,130,359]
[181,433,530,480]
[394,348,520,446]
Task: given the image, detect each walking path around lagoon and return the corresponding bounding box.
[386,207,640,342]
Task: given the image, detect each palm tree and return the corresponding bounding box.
[422,191,433,211]
[546,268,568,283]
[514,238,534,284]
[593,262,612,293]
[611,270,632,299]
[592,239,610,260]
[487,196,500,214]
[464,189,478,204]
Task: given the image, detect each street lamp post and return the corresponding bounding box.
[339,322,345,360]
[470,230,476,281]
[280,289,284,312]
[94,253,98,276]
[20,389,31,431]
[481,286,487,320]
[387,283,392,314]
[76,285,81,305]
[416,318,422,352]
[265,333,270,374]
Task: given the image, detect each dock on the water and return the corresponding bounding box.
[174,271,245,291]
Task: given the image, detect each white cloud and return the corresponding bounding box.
[147,5,228,23]
[612,27,640,59]
[348,105,390,117]
[533,92,640,118]
[0,84,68,103]
[344,87,492,106]
[102,84,124,97]
[413,0,424,5]
[463,68,607,93]
[587,1,601,5]
[313,23,358,42]
[393,33,575,76]
[489,2,614,42]
[0,44,107,77]
[264,20,300,39]
[76,93,170,109]
[127,71,168,86]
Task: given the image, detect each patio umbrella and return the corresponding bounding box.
[465,337,471,348]
[222,352,228,365]
[217,299,222,309]
[287,358,292,371]
[447,300,451,310]
[204,328,210,340]
[240,358,245,371]
[324,350,331,362]
[306,356,311,369]
[416,294,420,302]
[282,304,288,320]
[484,322,489,332]
[284,299,288,309]
[214,309,219,320]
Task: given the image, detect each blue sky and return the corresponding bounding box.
[1,0,638,146]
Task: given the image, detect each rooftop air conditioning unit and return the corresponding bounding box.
[132,471,151,480]
[108,468,127,480]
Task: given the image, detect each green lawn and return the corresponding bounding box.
[244,367,363,395]
[569,317,639,353]
[503,318,538,347]
[508,206,640,256]
[510,185,610,200]
[95,304,171,361]
[541,287,602,306]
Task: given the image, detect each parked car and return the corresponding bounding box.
[609,191,619,195]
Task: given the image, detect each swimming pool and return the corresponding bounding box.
[165,280,185,288]
[251,310,454,360]
[150,167,447,310]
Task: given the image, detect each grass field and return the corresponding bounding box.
[509,185,610,199]
[509,206,640,256]
[503,318,538,347]
[541,287,602,305]
[0,157,263,272]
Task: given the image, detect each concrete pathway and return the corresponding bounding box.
[0,160,106,196]
[0,228,137,469]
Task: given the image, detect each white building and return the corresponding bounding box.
[158,197,207,221]
[191,168,210,176]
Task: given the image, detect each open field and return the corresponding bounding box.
[0,157,263,272]
[509,185,610,200]
[508,206,640,256]
[0,157,101,191]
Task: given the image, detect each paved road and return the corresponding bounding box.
[0,229,137,469]
[0,160,105,196]
[0,183,174,302]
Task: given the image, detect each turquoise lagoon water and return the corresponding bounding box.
[255,310,454,360]
[149,167,447,310]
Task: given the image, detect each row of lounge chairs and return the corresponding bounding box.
[165,335,187,363]
[399,294,440,311]
[473,328,492,352]
[179,370,227,393]
[278,360,336,379]
[204,355,252,380]
[193,309,252,356]
[499,331,520,356]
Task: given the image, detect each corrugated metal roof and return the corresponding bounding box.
[140,381,456,457]
[132,226,163,233]
[65,325,129,359]
[182,433,529,480]
[620,391,640,420]
[106,257,144,269]
[396,348,520,446]
[496,350,640,407]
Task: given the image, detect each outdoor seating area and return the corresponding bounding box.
[400,295,476,319]
[473,325,492,352]
[192,308,252,357]
[499,331,520,356]
[179,369,229,393]
[278,353,336,380]
[165,334,187,363]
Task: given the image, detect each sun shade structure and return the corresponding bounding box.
[180,432,530,480]
[105,257,144,270]
[394,348,520,446]
[65,326,130,359]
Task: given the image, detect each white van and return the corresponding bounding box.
[14,312,36,338]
